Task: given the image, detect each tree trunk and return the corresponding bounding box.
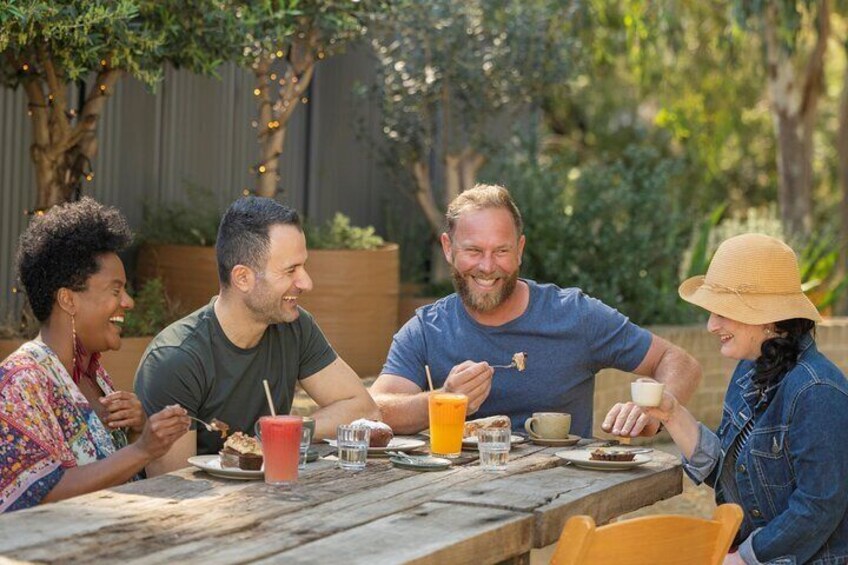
[836,58,848,314]
[253,36,317,198]
[763,0,829,241]
[412,148,486,283]
[20,51,120,210]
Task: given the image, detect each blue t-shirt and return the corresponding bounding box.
[381,279,652,437]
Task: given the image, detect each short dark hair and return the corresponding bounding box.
[216,197,302,287]
[17,197,133,322]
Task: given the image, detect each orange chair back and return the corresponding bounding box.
[551,503,743,565]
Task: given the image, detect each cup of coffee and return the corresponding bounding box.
[524,412,571,439]
[631,381,665,407]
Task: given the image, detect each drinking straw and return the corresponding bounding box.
[424,365,435,392]
[263,379,277,417]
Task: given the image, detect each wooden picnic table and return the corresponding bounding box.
[0,440,682,564]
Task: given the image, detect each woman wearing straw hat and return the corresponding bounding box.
[643,233,848,564]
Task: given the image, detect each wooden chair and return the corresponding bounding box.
[550,503,743,565]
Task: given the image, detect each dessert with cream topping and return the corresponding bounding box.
[220,432,263,470]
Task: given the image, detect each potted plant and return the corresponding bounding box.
[135,185,221,315]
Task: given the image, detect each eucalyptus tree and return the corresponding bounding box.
[733,0,831,239]
[0,0,241,210]
[368,0,582,281]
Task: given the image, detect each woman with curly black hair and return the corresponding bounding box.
[0,198,189,512]
[642,234,848,564]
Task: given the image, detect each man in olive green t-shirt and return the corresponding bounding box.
[135,197,379,476]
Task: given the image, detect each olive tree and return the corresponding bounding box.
[0,0,241,210]
[237,0,387,198]
[368,0,582,281]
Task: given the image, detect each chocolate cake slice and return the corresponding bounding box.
[220,432,263,470]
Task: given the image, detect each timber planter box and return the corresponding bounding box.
[0,336,152,393]
[298,244,400,377]
[137,243,400,377]
[137,244,218,315]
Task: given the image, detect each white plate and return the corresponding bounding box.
[187,455,263,480]
[554,450,651,471]
[324,436,426,454]
[461,434,525,450]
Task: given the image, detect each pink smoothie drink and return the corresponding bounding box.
[259,416,302,486]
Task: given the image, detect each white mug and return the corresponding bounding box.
[631,381,665,407]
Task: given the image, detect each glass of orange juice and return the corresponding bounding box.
[428,392,468,457]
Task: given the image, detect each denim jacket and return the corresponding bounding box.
[684,335,848,564]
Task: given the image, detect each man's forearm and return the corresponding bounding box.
[373,392,430,434]
[654,346,702,405]
[311,394,380,440]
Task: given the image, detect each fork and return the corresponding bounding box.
[490,361,518,370]
[188,416,221,432]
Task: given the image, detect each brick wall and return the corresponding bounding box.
[591,318,848,439]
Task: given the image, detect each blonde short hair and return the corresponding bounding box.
[445,184,523,237]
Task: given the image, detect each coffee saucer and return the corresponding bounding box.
[529,434,581,447]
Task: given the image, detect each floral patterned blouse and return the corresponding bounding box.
[0,340,127,512]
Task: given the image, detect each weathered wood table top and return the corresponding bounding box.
[0,441,682,564]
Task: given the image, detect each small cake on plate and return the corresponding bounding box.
[589,448,636,462]
[350,419,394,447]
[220,432,263,470]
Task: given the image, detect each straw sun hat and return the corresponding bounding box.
[679,233,822,325]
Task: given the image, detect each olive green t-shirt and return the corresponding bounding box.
[134,298,337,455]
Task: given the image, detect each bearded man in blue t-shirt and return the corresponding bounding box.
[371,184,702,439]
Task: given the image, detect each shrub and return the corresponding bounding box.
[139,184,221,246]
[123,278,180,337]
[490,143,699,325]
[306,213,385,250]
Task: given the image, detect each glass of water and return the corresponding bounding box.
[477,428,511,472]
[298,426,313,470]
[336,424,370,471]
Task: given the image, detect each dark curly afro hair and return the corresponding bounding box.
[17,197,133,322]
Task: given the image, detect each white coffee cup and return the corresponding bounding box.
[631,381,665,407]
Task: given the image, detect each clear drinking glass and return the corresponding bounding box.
[298,426,313,470]
[477,428,511,472]
[336,424,370,471]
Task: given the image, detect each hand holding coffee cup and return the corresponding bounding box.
[631,379,665,407]
[524,412,571,439]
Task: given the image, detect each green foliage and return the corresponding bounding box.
[0,0,243,89]
[306,213,385,250]
[490,140,698,326]
[139,184,221,246]
[545,0,775,219]
[122,278,180,337]
[367,0,581,166]
[236,0,384,66]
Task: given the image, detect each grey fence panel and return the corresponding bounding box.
[308,45,390,232]
[0,87,33,323]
